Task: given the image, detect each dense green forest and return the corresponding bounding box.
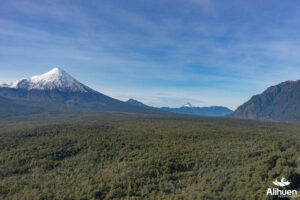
[0,113,299,199]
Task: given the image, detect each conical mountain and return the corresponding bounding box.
[0,68,160,116]
[0,67,94,92]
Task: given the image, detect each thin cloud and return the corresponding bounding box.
[1,1,300,109]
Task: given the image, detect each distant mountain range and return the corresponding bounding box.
[0,68,160,117]
[126,99,233,117]
[7,67,300,121]
[231,80,300,121]
[160,102,233,116]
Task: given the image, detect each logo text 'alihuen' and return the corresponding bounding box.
[266,177,298,198]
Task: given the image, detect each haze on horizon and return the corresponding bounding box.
[1,0,300,110]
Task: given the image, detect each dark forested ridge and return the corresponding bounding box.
[0,114,299,199]
[232,80,300,121]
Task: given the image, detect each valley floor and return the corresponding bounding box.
[0,114,299,199]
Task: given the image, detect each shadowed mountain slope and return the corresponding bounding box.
[232,80,300,121]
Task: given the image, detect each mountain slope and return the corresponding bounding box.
[127,98,150,107]
[231,80,300,121]
[0,68,161,115]
[0,96,46,117]
[161,103,233,116]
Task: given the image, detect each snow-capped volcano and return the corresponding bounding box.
[0,68,93,92]
[0,68,162,116]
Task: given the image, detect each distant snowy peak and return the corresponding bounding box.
[182,102,192,108]
[0,67,94,93]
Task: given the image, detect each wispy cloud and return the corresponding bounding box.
[1,0,300,109]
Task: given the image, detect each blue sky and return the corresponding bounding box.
[1,0,300,109]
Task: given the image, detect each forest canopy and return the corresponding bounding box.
[0,114,299,199]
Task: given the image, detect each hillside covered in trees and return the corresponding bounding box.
[0,114,299,199]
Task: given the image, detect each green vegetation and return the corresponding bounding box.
[0,114,299,199]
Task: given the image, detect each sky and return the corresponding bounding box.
[1,0,300,109]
